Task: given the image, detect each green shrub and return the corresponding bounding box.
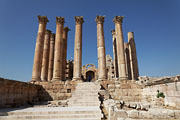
[157,90,165,98]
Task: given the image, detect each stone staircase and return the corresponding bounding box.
[0,82,103,120]
[68,82,101,107]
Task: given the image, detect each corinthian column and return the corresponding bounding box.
[95,16,107,80]
[128,32,139,80]
[124,42,132,80]
[73,16,84,81]
[113,16,128,80]
[52,17,64,81]
[47,33,55,81]
[41,30,51,81]
[31,16,49,82]
[111,30,119,78]
[62,27,70,80]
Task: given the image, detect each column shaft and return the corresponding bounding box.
[128,32,139,80]
[62,27,70,80]
[112,30,119,78]
[47,33,55,81]
[73,16,84,81]
[124,43,132,80]
[31,16,48,82]
[96,16,107,80]
[41,30,51,81]
[113,16,128,80]
[52,17,64,81]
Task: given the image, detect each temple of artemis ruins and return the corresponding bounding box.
[31,15,139,82]
[1,15,180,120]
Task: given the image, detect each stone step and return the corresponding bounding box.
[0,114,103,119]
[0,119,101,120]
[68,101,100,104]
[72,94,98,96]
[68,99,99,101]
[0,110,102,116]
[65,82,103,118]
[75,88,100,90]
[72,91,99,94]
[68,103,100,106]
[74,90,100,92]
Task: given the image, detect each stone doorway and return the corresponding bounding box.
[86,71,95,82]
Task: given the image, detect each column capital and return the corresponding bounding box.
[51,33,55,40]
[56,17,65,24]
[38,15,49,24]
[64,26,71,33]
[45,29,52,34]
[128,32,134,36]
[95,16,105,24]
[111,30,115,35]
[75,16,84,24]
[113,16,124,24]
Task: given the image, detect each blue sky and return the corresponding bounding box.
[0,0,179,82]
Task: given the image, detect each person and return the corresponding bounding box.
[88,75,92,82]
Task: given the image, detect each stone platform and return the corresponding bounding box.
[0,106,102,120]
[0,82,103,120]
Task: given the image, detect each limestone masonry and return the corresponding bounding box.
[0,15,180,120]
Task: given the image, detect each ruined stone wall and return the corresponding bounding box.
[0,78,40,108]
[142,81,180,108]
[34,81,76,101]
[108,80,143,102]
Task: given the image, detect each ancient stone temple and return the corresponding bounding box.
[1,15,180,120]
[30,15,139,82]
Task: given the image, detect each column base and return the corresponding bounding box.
[41,77,48,82]
[31,77,41,82]
[97,78,107,81]
[119,76,128,80]
[52,77,61,81]
[72,77,82,82]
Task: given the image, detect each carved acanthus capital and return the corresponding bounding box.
[111,30,115,35]
[113,16,124,24]
[95,16,105,24]
[75,16,84,24]
[64,27,71,33]
[45,29,52,34]
[38,15,49,24]
[56,17,65,24]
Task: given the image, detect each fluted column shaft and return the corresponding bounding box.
[31,16,48,82]
[124,43,132,80]
[73,16,84,81]
[41,30,51,81]
[112,30,119,78]
[52,17,64,81]
[128,32,139,80]
[47,33,55,81]
[113,16,128,80]
[95,16,107,80]
[62,27,70,80]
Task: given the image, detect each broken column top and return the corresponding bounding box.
[45,29,52,34]
[111,30,115,35]
[64,26,71,32]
